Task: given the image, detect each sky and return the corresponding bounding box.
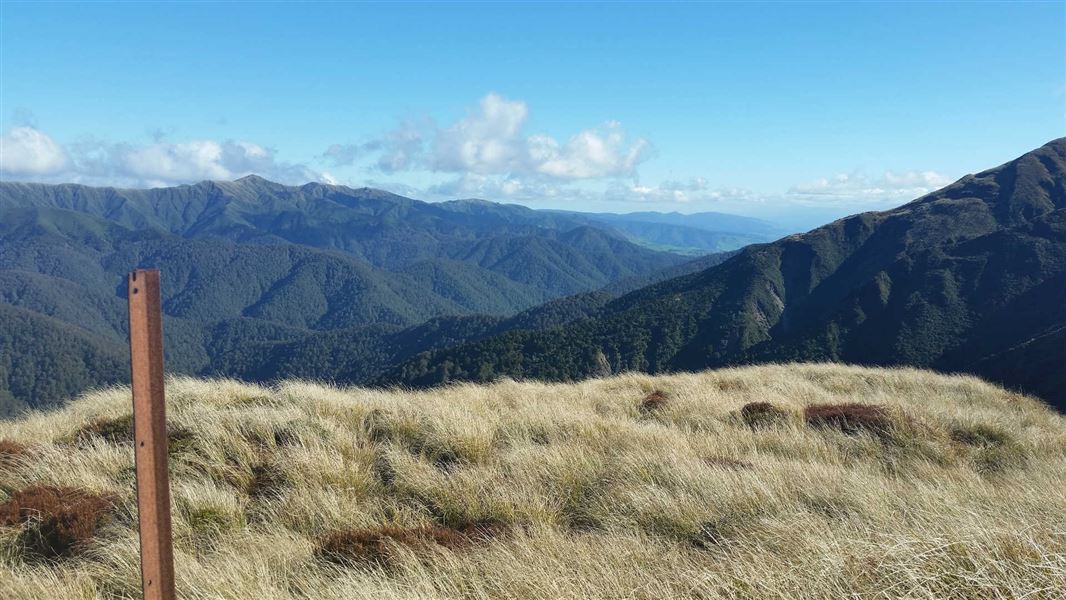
[1,1,1064,227]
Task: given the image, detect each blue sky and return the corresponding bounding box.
[1,1,1063,225]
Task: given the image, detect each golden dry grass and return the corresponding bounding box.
[1,363,1064,599]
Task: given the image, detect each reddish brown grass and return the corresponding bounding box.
[0,439,29,471]
[805,403,891,435]
[640,390,668,413]
[0,439,28,455]
[0,485,116,560]
[0,438,29,460]
[317,521,506,568]
[740,402,789,429]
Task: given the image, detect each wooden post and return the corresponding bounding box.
[127,269,177,600]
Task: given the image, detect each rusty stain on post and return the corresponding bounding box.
[128,269,177,600]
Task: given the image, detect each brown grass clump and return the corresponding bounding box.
[317,521,505,568]
[740,401,789,429]
[640,390,668,413]
[0,439,28,456]
[0,439,29,467]
[805,403,891,435]
[0,439,29,473]
[0,486,115,560]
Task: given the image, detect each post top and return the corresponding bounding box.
[129,269,161,281]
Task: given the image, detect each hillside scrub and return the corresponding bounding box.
[0,364,1064,598]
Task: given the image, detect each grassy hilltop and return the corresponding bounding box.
[0,364,1064,598]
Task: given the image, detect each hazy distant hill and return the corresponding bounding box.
[549,209,783,254]
[384,138,1066,411]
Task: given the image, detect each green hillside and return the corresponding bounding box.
[383,138,1066,411]
[0,181,702,412]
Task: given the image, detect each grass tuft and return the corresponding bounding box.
[740,401,789,429]
[640,390,668,413]
[72,414,196,456]
[74,414,134,444]
[246,463,288,499]
[702,455,753,470]
[805,403,891,436]
[317,521,505,569]
[950,423,1012,447]
[0,439,29,467]
[0,486,115,560]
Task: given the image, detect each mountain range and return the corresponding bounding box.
[2,139,1063,414]
[0,178,759,414]
[382,139,1066,411]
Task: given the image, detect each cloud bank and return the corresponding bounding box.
[1,127,334,187]
[339,93,651,183]
[0,127,69,176]
[2,93,955,215]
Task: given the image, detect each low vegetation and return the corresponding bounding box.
[0,363,1064,598]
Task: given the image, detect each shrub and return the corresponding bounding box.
[0,486,115,560]
[740,402,789,429]
[805,403,891,435]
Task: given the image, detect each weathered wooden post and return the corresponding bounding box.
[127,269,177,600]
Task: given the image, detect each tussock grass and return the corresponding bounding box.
[0,364,1064,598]
[0,486,115,561]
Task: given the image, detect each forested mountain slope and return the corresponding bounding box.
[384,138,1066,411]
[0,179,710,413]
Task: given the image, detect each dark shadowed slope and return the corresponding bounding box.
[383,138,1066,411]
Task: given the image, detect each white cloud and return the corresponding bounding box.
[0,127,331,187]
[788,170,954,201]
[532,122,651,179]
[123,139,234,181]
[0,126,69,176]
[351,93,651,181]
[432,93,529,174]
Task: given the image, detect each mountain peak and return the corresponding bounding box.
[234,174,275,185]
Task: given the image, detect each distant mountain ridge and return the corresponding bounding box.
[383,138,1066,411]
[1,177,761,414]
[547,209,783,254]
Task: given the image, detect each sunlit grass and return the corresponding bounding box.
[1,364,1064,598]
